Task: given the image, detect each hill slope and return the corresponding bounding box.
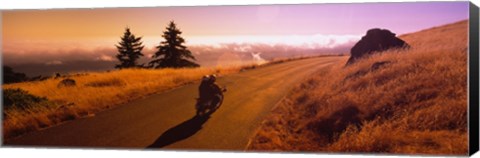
[246,20,468,155]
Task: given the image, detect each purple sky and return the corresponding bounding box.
[4,1,469,38]
[2,1,470,66]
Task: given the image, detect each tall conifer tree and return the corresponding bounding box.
[115,27,145,69]
[149,21,199,68]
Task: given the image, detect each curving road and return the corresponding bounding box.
[5,56,346,151]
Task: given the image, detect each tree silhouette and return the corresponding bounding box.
[3,66,28,84]
[115,27,145,69]
[149,21,199,68]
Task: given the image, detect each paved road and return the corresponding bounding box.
[5,56,345,151]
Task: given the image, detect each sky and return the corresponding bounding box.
[1,1,470,67]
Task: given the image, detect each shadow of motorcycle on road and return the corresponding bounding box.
[146,86,227,149]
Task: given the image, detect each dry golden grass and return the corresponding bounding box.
[247,20,468,155]
[3,65,244,139]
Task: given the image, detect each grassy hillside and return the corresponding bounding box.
[247,20,468,155]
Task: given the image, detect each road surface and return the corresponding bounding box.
[5,56,345,151]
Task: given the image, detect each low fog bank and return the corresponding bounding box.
[188,43,353,67]
[4,42,355,77]
[9,61,116,77]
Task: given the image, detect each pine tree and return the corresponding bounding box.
[115,27,145,69]
[149,21,199,68]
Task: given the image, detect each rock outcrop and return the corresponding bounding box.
[346,28,409,65]
[57,78,76,88]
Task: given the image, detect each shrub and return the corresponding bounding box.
[3,88,56,120]
[3,88,48,110]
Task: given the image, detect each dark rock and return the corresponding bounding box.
[57,78,76,88]
[346,28,409,65]
[54,73,62,79]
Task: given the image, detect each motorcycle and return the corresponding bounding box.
[195,86,227,116]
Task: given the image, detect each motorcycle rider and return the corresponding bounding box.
[196,74,226,115]
[198,75,211,102]
[198,74,223,105]
[209,75,224,97]
[208,74,227,108]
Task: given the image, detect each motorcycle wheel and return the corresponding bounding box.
[210,94,224,111]
[195,101,206,116]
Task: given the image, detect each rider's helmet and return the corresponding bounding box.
[202,75,210,82]
[209,74,217,83]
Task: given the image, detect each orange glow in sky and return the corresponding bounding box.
[1,2,469,64]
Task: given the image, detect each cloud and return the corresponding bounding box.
[251,52,267,65]
[3,36,358,68]
[188,42,356,66]
[4,41,358,78]
[185,34,361,48]
[45,60,63,65]
[96,54,115,61]
[3,47,118,65]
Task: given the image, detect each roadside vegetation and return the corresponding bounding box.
[3,66,242,139]
[247,20,468,155]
